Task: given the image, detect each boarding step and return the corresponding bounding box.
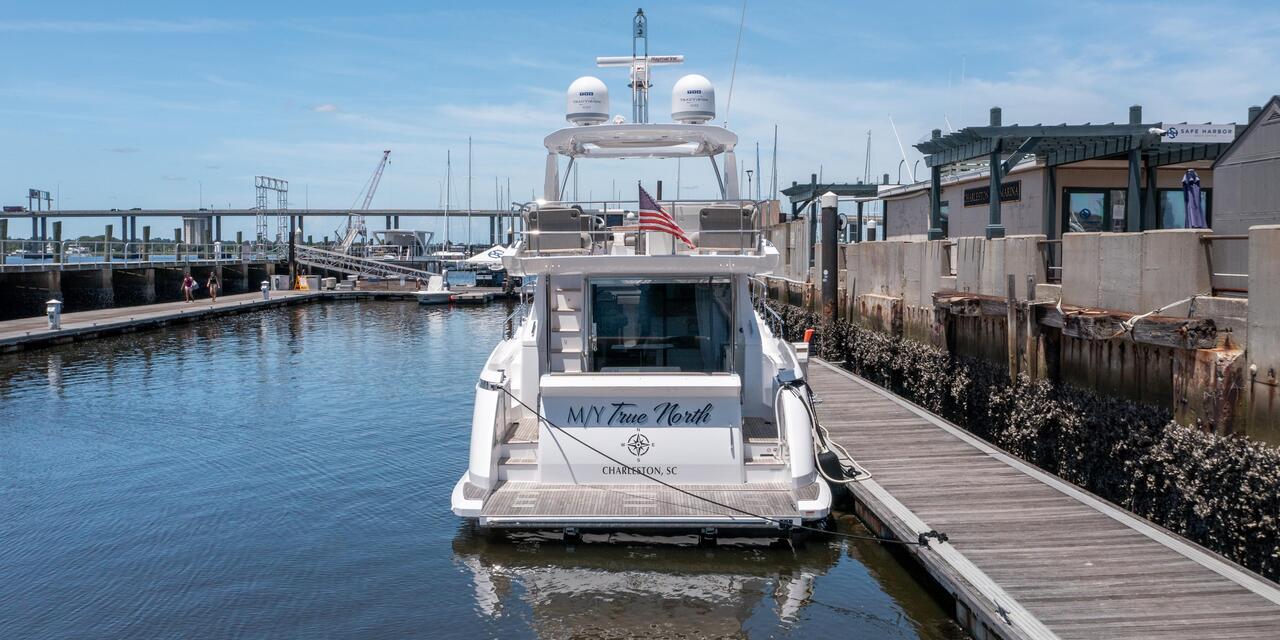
[550,310,581,332]
[742,417,779,443]
[553,289,583,312]
[549,351,582,373]
[498,450,538,481]
[549,331,583,352]
[503,416,540,444]
[745,452,784,465]
[744,452,787,482]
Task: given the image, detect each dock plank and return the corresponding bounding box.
[807,359,1280,640]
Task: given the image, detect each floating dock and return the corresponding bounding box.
[807,359,1280,640]
[0,286,513,352]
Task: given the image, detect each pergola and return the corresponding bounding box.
[781,175,885,245]
[913,106,1237,239]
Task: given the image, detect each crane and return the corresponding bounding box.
[336,149,391,253]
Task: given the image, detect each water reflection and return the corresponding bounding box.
[450,521,961,639]
[453,531,833,636]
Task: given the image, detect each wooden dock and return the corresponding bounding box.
[0,290,319,352]
[0,286,514,352]
[807,359,1280,640]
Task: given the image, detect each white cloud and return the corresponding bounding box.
[313,104,340,113]
[0,18,247,34]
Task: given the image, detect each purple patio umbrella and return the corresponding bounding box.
[1183,169,1206,228]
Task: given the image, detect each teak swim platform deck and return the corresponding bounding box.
[806,359,1280,640]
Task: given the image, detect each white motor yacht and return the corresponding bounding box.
[452,33,831,537]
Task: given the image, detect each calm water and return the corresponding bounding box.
[0,301,964,639]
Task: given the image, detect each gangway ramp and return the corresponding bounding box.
[294,244,439,280]
[806,359,1280,640]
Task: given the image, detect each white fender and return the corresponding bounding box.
[778,387,817,489]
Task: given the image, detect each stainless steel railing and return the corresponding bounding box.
[0,239,286,265]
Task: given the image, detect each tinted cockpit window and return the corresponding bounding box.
[588,278,733,372]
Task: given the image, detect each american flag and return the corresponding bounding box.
[638,185,696,249]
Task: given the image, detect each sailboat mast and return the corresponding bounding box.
[445,150,452,247]
[771,124,778,200]
[467,136,473,250]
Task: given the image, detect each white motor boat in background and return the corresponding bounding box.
[415,274,453,305]
[451,34,831,538]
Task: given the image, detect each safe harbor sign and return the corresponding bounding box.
[538,375,744,484]
[1161,124,1236,144]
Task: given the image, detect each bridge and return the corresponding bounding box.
[1,208,525,249]
[2,208,512,219]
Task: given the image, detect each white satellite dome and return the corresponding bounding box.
[671,74,715,124]
[566,76,609,126]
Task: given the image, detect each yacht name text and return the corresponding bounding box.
[565,402,716,427]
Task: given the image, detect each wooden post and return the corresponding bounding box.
[1007,273,1018,382]
[819,192,839,324]
[105,224,113,262]
[142,226,151,260]
[1025,274,1040,381]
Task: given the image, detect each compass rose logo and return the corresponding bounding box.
[624,433,652,457]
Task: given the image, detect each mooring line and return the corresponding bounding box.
[496,387,945,547]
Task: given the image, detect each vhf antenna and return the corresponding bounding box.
[633,9,647,122]
[597,8,683,124]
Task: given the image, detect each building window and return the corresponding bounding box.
[587,277,734,373]
[1064,189,1110,232]
[1063,188,1131,233]
[1158,188,1212,229]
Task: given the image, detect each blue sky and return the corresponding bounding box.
[2,0,1277,239]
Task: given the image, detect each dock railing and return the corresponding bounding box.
[0,239,285,267]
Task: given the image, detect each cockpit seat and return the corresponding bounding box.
[691,205,757,251]
[526,206,600,254]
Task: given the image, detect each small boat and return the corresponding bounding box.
[416,274,453,305]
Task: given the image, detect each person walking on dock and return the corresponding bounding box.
[182,273,196,303]
[206,273,220,304]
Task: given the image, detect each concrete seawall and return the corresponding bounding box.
[768,224,1280,445]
